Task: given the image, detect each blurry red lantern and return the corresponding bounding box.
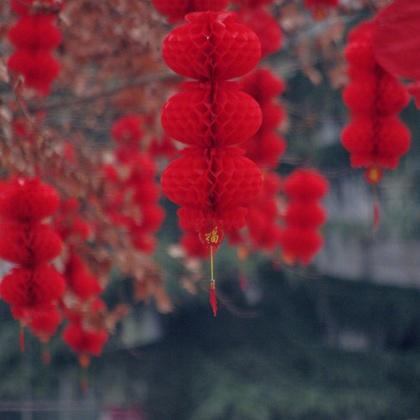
[281,169,328,265]
[7,1,62,94]
[341,21,410,185]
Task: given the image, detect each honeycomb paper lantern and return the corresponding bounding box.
[163,12,261,80]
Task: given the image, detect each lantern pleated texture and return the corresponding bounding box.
[0,178,65,327]
[7,0,62,95]
[161,12,263,246]
[281,169,328,265]
[341,21,411,185]
[160,11,263,315]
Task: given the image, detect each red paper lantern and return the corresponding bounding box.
[181,230,210,258]
[281,169,328,265]
[0,265,65,309]
[111,115,143,148]
[238,8,282,57]
[27,307,62,341]
[0,177,64,343]
[241,68,284,103]
[7,51,60,95]
[284,203,326,229]
[341,20,411,184]
[0,222,62,267]
[8,15,61,50]
[63,322,108,358]
[162,82,262,147]
[163,12,261,81]
[281,228,324,265]
[8,1,62,94]
[65,253,102,300]
[162,147,262,214]
[283,169,328,201]
[0,177,60,223]
[159,9,263,315]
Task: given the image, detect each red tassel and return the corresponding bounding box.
[19,325,25,353]
[373,199,380,232]
[209,280,218,317]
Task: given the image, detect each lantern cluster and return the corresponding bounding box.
[226,72,286,255]
[0,178,65,348]
[160,11,263,313]
[234,0,282,57]
[7,0,62,95]
[341,21,411,186]
[152,0,228,22]
[108,115,165,254]
[55,198,109,367]
[225,9,285,257]
[242,68,286,169]
[281,169,328,265]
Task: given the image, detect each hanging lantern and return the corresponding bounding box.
[62,322,108,367]
[7,1,63,94]
[160,11,263,315]
[341,20,411,229]
[0,177,65,350]
[281,169,328,265]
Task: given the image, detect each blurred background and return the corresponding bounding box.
[1,0,420,419]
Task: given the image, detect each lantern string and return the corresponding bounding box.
[209,246,218,317]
